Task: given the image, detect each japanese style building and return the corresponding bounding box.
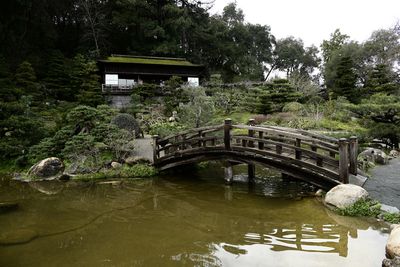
[98,55,205,94]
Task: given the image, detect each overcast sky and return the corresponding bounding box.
[210,0,400,47]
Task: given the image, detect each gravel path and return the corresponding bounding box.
[364,158,400,209]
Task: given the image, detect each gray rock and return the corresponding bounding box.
[359,148,389,165]
[390,150,400,158]
[28,157,64,180]
[325,184,369,209]
[383,257,400,267]
[382,204,400,214]
[387,225,400,259]
[315,189,325,197]
[125,156,151,165]
[111,162,122,169]
[0,229,38,245]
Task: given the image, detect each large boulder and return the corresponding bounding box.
[325,184,369,209]
[27,157,64,180]
[387,225,400,259]
[358,148,389,165]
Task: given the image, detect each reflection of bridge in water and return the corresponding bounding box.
[241,223,353,257]
[152,119,359,190]
[152,180,360,260]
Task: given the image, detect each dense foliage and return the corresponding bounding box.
[0,1,399,171]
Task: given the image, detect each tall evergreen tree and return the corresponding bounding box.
[15,61,42,100]
[332,56,358,102]
[44,51,71,101]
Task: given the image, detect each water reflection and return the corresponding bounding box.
[0,170,389,267]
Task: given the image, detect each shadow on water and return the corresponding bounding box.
[0,162,389,267]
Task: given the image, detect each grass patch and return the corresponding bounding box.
[73,164,158,180]
[105,56,201,66]
[338,199,381,217]
[383,213,400,224]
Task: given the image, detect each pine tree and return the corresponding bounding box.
[44,51,71,101]
[15,61,42,100]
[256,79,301,114]
[76,60,104,107]
[0,56,18,102]
[365,64,398,95]
[332,56,358,103]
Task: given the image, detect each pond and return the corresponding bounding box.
[0,164,389,267]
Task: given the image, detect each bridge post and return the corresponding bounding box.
[247,119,256,182]
[349,136,358,175]
[152,135,160,163]
[295,138,302,160]
[224,119,232,150]
[248,119,255,147]
[339,138,349,184]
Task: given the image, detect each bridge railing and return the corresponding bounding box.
[152,119,358,183]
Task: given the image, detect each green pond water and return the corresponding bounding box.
[0,165,389,267]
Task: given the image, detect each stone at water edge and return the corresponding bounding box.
[358,148,389,165]
[28,157,64,179]
[381,204,400,214]
[324,184,369,209]
[390,150,399,158]
[387,225,400,259]
[315,189,325,197]
[111,162,122,169]
[125,156,151,165]
[383,257,400,267]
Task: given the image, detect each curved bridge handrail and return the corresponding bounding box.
[258,125,339,144]
[152,119,358,186]
[232,125,339,150]
[157,124,224,144]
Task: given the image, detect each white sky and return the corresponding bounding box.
[210,0,400,47]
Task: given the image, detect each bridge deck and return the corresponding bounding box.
[151,119,358,189]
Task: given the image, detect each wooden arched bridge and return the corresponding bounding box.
[151,119,358,189]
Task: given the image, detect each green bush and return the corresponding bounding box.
[282,102,304,113]
[111,113,141,137]
[149,122,186,138]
